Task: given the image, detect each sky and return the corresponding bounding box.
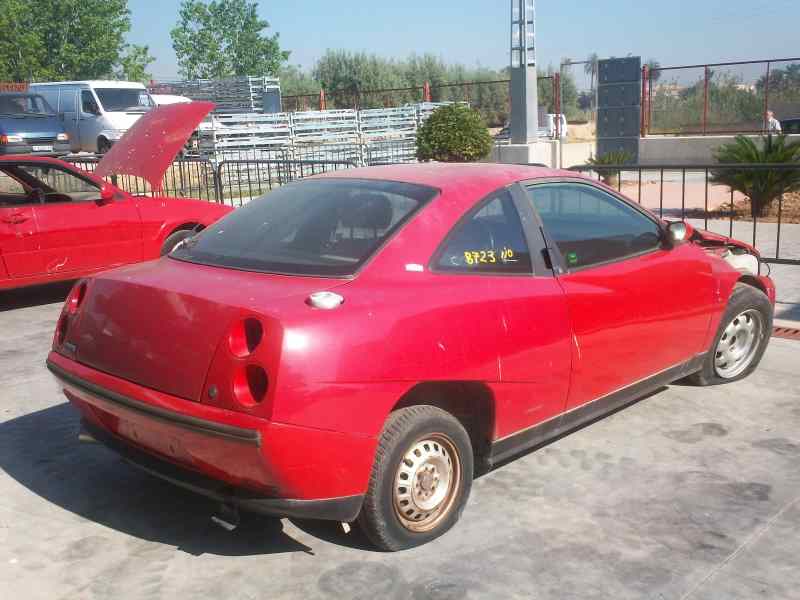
[129,0,800,86]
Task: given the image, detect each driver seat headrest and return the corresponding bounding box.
[340,193,393,231]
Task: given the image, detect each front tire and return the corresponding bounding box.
[97,138,112,155]
[358,406,473,551]
[688,282,772,386]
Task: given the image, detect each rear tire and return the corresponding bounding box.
[687,282,772,386]
[161,229,195,256]
[358,406,473,551]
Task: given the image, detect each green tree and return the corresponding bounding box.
[0,0,153,81]
[39,0,133,79]
[171,0,289,79]
[0,0,44,81]
[416,104,493,163]
[279,64,321,96]
[116,45,156,83]
[0,0,142,81]
[313,50,405,108]
[711,135,800,217]
[584,52,599,111]
[646,59,662,82]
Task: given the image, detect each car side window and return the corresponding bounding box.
[0,170,27,207]
[435,189,532,274]
[16,165,99,203]
[59,89,77,113]
[81,91,99,115]
[526,183,662,269]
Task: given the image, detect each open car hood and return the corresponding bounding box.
[95,101,214,191]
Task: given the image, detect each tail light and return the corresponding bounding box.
[66,281,87,315]
[232,364,269,407]
[227,317,263,358]
[203,316,272,414]
[54,280,88,349]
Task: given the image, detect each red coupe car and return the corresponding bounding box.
[47,163,775,550]
[0,102,230,290]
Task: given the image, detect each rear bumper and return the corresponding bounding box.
[46,352,375,521]
[80,418,363,521]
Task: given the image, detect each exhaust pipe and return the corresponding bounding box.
[211,502,240,531]
[78,428,97,443]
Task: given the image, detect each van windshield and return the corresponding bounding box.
[94,88,154,113]
[0,94,55,116]
[170,179,438,277]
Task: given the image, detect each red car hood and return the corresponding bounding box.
[95,101,214,191]
[69,258,348,401]
[690,226,760,256]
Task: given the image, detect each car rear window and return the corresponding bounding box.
[170,178,438,277]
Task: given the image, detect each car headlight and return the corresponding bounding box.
[56,133,69,141]
[0,135,23,144]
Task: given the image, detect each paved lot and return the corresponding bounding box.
[1,288,799,600]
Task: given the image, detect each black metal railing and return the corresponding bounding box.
[568,163,800,265]
[66,156,219,202]
[216,158,359,206]
[65,155,360,207]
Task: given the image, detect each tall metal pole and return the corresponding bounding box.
[702,66,709,135]
[509,0,538,144]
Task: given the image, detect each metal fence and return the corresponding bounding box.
[644,57,800,135]
[67,157,219,201]
[216,158,357,205]
[65,155,360,207]
[281,77,559,129]
[569,163,800,265]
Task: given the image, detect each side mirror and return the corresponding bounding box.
[666,221,692,246]
[98,183,115,204]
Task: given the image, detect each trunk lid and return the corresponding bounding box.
[71,257,346,401]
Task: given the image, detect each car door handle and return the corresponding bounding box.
[2,214,28,224]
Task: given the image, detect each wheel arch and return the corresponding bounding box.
[737,274,768,296]
[170,222,204,235]
[390,381,496,464]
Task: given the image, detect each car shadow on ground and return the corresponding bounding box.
[0,281,75,312]
[0,403,331,556]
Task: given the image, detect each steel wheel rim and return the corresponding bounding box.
[714,309,763,379]
[393,433,461,533]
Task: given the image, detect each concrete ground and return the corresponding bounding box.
[0,286,799,599]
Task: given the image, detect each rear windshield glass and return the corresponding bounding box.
[0,94,55,116]
[94,88,154,112]
[170,179,438,277]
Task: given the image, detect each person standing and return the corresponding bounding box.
[767,110,782,134]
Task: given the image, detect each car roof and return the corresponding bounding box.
[320,162,575,198]
[29,81,147,89]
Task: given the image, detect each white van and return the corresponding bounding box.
[28,81,154,154]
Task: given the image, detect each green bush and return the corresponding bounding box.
[416,104,493,162]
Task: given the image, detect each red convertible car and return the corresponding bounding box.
[47,163,775,550]
[0,101,230,290]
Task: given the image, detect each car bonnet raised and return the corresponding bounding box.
[95,101,214,191]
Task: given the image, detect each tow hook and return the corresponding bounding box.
[211,502,240,531]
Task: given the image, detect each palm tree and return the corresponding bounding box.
[711,135,800,218]
[584,52,599,111]
[646,59,662,83]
